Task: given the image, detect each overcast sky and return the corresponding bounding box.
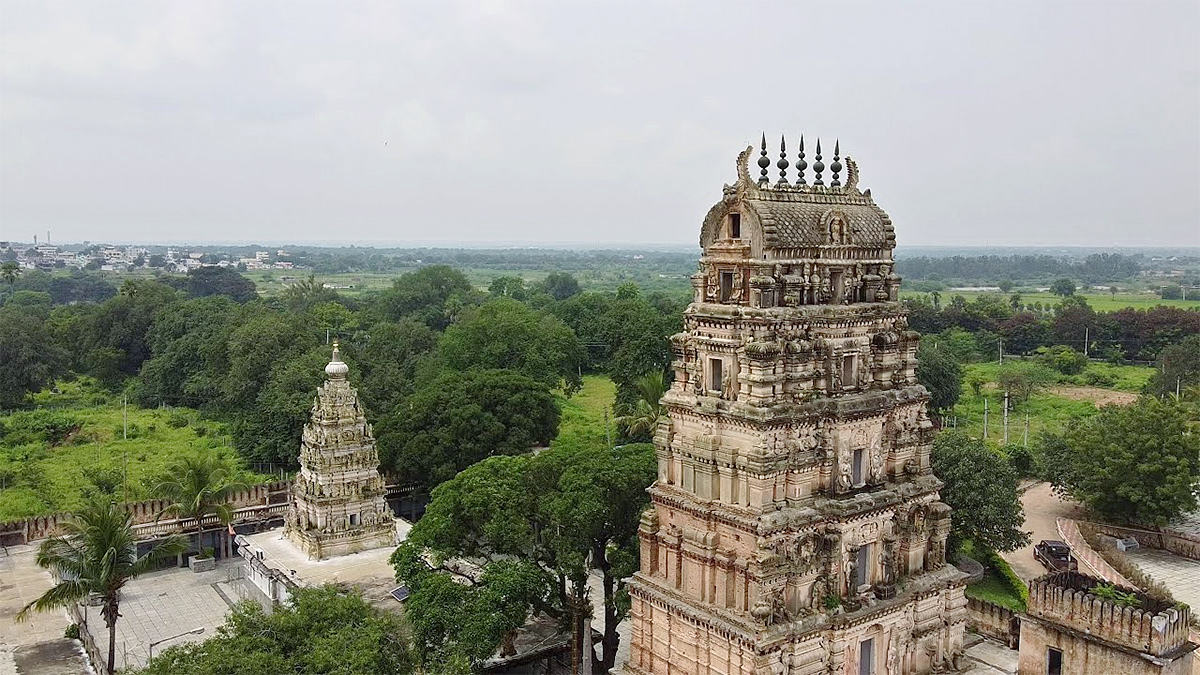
[1,0,1197,248]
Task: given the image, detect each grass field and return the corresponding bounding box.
[553,374,617,448]
[946,360,1153,443]
[901,289,1200,311]
[0,380,267,522]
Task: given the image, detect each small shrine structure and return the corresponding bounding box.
[285,342,396,559]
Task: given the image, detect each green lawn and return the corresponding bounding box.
[960,540,1027,611]
[902,289,1200,311]
[553,374,617,448]
[0,380,266,522]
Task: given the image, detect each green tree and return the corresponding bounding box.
[154,449,247,565]
[281,274,342,310]
[1049,278,1076,297]
[536,271,582,301]
[373,265,474,329]
[438,298,585,393]
[932,431,1029,554]
[488,275,529,300]
[137,585,413,675]
[615,371,668,442]
[376,369,560,491]
[185,267,258,302]
[1,261,19,296]
[916,341,963,418]
[231,346,327,469]
[353,318,438,417]
[1046,397,1199,525]
[1034,345,1088,375]
[393,440,655,672]
[1147,335,1200,398]
[0,305,67,408]
[17,500,186,675]
[996,361,1056,404]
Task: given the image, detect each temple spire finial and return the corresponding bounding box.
[830,140,842,188]
[757,133,771,186]
[813,139,825,186]
[325,340,349,378]
[795,135,807,186]
[776,135,789,187]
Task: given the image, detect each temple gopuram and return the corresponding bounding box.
[285,342,396,560]
[624,136,968,675]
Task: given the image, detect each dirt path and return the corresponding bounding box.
[1001,482,1085,582]
[1045,386,1137,407]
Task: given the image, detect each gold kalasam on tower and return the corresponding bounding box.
[624,137,967,675]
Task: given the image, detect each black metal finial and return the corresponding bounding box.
[813,139,825,186]
[776,135,789,187]
[757,133,770,186]
[795,135,807,185]
[830,140,842,188]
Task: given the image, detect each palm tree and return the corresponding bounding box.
[1,261,18,296]
[154,450,247,566]
[615,371,669,440]
[17,500,185,674]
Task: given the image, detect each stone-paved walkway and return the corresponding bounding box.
[1125,547,1200,610]
[80,559,244,672]
[0,545,92,675]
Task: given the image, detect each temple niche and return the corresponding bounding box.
[624,136,967,675]
[284,342,397,560]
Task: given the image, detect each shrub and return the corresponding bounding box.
[1035,345,1089,376]
[1002,443,1037,478]
[1082,370,1116,388]
[166,411,190,428]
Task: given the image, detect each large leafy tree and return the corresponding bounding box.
[137,585,413,675]
[932,431,1030,554]
[17,501,186,675]
[392,440,656,673]
[351,318,438,417]
[134,296,239,408]
[0,304,67,408]
[372,265,474,329]
[184,267,258,302]
[535,271,582,301]
[437,297,585,394]
[1045,397,1199,525]
[154,449,247,564]
[916,341,963,419]
[1147,335,1200,399]
[376,369,560,491]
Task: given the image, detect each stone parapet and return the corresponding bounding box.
[966,597,1016,645]
[1027,571,1190,658]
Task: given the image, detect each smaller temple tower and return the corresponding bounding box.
[285,342,396,559]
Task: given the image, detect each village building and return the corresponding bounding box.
[624,136,968,675]
[284,342,397,559]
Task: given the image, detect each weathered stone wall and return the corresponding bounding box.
[1087,522,1200,562]
[966,597,1016,645]
[1027,572,1191,657]
[1018,617,1194,675]
[0,481,291,546]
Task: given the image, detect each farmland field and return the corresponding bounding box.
[900,289,1200,311]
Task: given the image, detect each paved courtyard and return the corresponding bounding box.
[0,545,93,675]
[79,559,245,672]
[1125,547,1200,610]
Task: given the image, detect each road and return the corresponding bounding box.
[1001,482,1084,582]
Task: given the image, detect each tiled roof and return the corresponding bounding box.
[745,196,895,250]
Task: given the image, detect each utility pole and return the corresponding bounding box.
[123,395,128,440]
[1084,327,1089,357]
[1003,390,1010,445]
[998,339,1003,365]
[983,398,989,440]
[1024,414,1030,447]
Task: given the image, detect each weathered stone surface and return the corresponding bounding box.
[624,143,967,675]
[284,343,396,560]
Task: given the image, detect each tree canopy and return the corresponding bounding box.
[932,431,1029,554]
[376,369,560,491]
[916,341,963,416]
[1043,397,1199,526]
[136,585,413,675]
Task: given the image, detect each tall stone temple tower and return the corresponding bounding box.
[625,136,967,675]
[285,342,396,560]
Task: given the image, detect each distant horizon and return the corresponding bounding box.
[3,237,1199,254]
